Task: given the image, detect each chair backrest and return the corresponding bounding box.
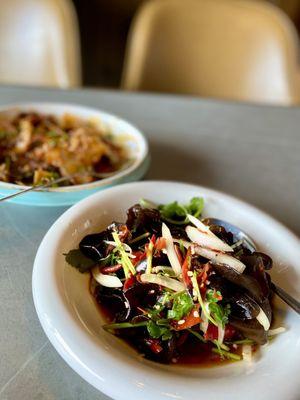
[0,0,81,88]
[122,0,300,105]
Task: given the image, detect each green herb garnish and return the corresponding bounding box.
[146,320,172,340]
[212,347,241,361]
[129,232,150,244]
[188,329,206,343]
[139,198,158,209]
[158,197,204,225]
[103,321,148,331]
[206,289,231,328]
[167,291,193,321]
[230,339,254,345]
[64,249,95,273]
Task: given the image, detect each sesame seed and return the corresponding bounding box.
[200,283,204,288]
[149,290,155,294]
[206,280,211,285]
[193,310,199,318]
[233,344,238,350]
[177,319,185,325]
[187,271,193,277]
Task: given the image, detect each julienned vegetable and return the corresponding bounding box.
[65,197,282,365]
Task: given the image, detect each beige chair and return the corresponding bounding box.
[122,0,300,105]
[0,0,81,88]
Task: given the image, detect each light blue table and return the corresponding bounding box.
[0,85,299,400]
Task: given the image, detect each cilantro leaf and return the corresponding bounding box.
[206,289,231,328]
[64,249,95,273]
[147,320,172,340]
[206,289,222,303]
[186,197,204,218]
[158,197,204,225]
[158,201,187,222]
[147,320,162,338]
[167,292,193,321]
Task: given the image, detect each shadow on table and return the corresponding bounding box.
[147,140,218,187]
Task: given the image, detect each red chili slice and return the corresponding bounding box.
[131,250,146,266]
[204,324,218,340]
[204,323,237,341]
[155,237,166,251]
[123,274,136,290]
[150,234,156,244]
[100,264,123,274]
[199,263,210,285]
[224,324,236,340]
[145,339,163,354]
[173,305,202,331]
[174,244,183,265]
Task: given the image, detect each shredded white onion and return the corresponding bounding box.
[218,325,225,344]
[140,273,185,292]
[186,225,233,253]
[187,214,210,231]
[187,215,233,253]
[200,302,209,334]
[256,307,271,331]
[92,267,123,288]
[268,327,286,336]
[162,223,182,275]
[194,246,246,273]
[242,344,252,362]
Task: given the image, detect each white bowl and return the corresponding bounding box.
[0,103,149,206]
[32,181,300,400]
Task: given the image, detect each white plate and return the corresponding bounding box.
[32,181,300,400]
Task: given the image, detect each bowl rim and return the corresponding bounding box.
[0,102,149,192]
[32,180,300,400]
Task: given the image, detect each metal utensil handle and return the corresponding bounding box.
[0,162,133,203]
[0,176,70,203]
[271,283,300,315]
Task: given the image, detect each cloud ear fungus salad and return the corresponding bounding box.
[65,197,285,365]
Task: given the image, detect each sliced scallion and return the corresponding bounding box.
[212,348,241,361]
[187,329,206,343]
[103,321,148,331]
